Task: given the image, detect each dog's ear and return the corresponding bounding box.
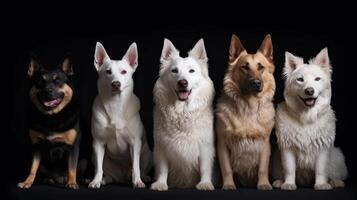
[161,38,179,62]
[258,34,273,61]
[189,39,207,62]
[284,52,304,77]
[61,55,74,75]
[229,34,245,63]
[28,55,40,77]
[310,48,331,70]
[94,42,110,71]
[123,42,138,70]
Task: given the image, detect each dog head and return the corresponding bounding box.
[28,55,74,115]
[224,34,275,99]
[283,48,332,109]
[94,42,138,97]
[159,38,209,101]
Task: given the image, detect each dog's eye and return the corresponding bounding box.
[121,70,127,75]
[257,63,264,71]
[242,63,250,70]
[105,68,112,75]
[171,68,178,73]
[315,77,321,81]
[189,69,195,73]
[297,77,304,82]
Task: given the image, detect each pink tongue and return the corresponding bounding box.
[305,99,314,106]
[179,91,189,100]
[44,99,61,107]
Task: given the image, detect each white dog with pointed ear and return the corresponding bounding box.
[89,42,152,189]
[150,39,215,191]
[272,48,348,190]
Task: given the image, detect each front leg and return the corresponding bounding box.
[130,139,145,188]
[257,138,272,190]
[66,146,79,189]
[217,137,236,190]
[196,142,214,190]
[18,152,41,189]
[314,150,332,190]
[88,140,105,188]
[280,149,297,190]
[150,148,169,191]
[216,114,236,190]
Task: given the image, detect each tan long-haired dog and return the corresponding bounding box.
[216,34,275,190]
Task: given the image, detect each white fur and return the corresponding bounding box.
[273,48,347,190]
[150,39,215,191]
[89,42,152,189]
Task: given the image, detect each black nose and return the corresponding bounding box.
[112,81,121,89]
[44,87,53,93]
[305,87,314,96]
[178,79,188,88]
[250,79,262,90]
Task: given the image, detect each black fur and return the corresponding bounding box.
[27,56,82,185]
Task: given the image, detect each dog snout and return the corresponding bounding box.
[111,81,121,89]
[249,79,262,91]
[305,87,314,96]
[178,79,188,89]
[44,87,53,93]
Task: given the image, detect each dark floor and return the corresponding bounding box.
[7,184,357,200]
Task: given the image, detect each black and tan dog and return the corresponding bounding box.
[18,55,81,189]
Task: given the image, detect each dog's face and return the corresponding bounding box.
[28,56,74,115]
[94,42,138,96]
[159,39,209,101]
[225,34,275,97]
[283,48,332,108]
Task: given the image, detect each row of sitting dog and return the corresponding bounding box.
[18,34,348,191]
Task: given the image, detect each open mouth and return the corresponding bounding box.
[112,88,121,93]
[176,89,192,101]
[43,98,63,108]
[299,96,317,107]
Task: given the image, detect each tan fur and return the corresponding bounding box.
[17,153,41,189]
[66,164,78,189]
[30,83,73,115]
[216,34,275,190]
[24,129,78,189]
[29,129,77,145]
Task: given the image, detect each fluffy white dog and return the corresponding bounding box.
[150,39,215,191]
[89,42,151,188]
[272,48,348,190]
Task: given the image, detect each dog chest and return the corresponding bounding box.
[29,129,77,145]
[104,125,131,155]
[275,110,335,151]
[227,137,262,172]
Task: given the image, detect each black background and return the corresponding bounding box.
[6,2,356,200]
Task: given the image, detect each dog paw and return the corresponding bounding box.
[88,180,101,189]
[272,180,283,188]
[257,183,273,190]
[222,184,237,190]
[150,182,168,191]
[196,182,214,190]
[314,183,332,190]
[133,180,146,188]
[281,183,297,190]
[17,181,33,189]
[330,180,345,188]
[66,182,79,190]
